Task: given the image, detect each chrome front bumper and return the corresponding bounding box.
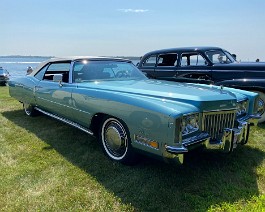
[163,115,259,164]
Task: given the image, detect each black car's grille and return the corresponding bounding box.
[202,110,236,140]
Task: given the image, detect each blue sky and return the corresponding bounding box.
[1,0,265,61]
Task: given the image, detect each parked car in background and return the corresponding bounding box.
[138,47,265,122]
[8,57,260,165]
[0,67,10,85]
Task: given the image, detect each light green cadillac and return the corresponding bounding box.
[8,57,260,165]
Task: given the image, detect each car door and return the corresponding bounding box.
[205,49,246,84]
[153,53,178,78]
[34,61,74,119]
[210,66,246,84]
[175,52,213,84]
[68,60,100,127]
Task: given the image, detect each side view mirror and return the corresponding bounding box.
[26,66,33,75]
[53,74,63,87]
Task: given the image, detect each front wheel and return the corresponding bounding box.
[23,103,38,117]
[99,117,138,165]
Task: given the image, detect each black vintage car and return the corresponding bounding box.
[138,47,265,123]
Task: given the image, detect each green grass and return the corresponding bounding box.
[0,86,265,211]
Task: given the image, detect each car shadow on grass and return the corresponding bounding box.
[3,110,265,211]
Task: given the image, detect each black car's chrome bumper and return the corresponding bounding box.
[163,115,260,164]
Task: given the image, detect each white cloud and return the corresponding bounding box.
[118,9,149,13]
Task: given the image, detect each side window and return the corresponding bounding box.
[42,62,71,82]
[181,53,207,67]
[35,64,48,80]
[211,53,231,64]
[157,53,178,66]
[142,55,157,67]
[205,50,233,64]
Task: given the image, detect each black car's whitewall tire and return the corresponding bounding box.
[99,117,137,165]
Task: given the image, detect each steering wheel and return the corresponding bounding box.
[115,70,130,78]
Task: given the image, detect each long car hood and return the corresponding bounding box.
[78,79,240,111]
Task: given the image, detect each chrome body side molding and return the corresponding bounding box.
[34,107,94,136]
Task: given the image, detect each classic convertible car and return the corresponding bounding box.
[137,47,265,123]
[9,57,260,165]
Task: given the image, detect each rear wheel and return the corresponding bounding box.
[99,117,138,165]
[23,103,38,117]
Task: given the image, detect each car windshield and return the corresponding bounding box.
[205,50,236,64]
[73,60,147,83]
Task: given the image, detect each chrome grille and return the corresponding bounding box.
[202,110,236,140]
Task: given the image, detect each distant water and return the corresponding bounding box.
[0,56,51,78]
[0,56,140,78]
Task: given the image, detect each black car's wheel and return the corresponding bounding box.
[99,117,138,165]
[23,103,37,117]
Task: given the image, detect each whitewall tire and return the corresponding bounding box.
[99,117,138,165]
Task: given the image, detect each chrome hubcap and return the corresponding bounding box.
[105,126,123,150]
[103,119,128,159]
